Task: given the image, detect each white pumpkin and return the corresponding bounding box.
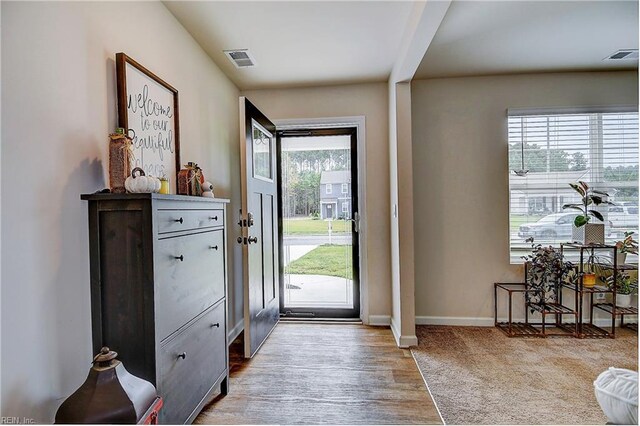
[125,167,161,193]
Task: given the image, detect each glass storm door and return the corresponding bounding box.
[277,128,360,319]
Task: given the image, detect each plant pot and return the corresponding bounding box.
[583,273,597,288]
[572,223,605,245]
[616,252,627,266]
[616,294,632,308]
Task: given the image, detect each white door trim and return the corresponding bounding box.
[274,116,369,324]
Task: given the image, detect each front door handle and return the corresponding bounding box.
[350,212,360,233]
[237,236,258,245]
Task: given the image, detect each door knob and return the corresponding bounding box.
[248,236,258,244]
[177,352,186,360]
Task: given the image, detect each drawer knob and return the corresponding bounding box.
[248,236,258,244]
[210,245,219,251]
[211,323,220,328]
[210,216,218,221]
[177,352,186,360]
[175,255,184,262]
[175,217,184,224]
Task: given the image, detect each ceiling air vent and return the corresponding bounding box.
[603,49,639,61]
[224,49,255,68]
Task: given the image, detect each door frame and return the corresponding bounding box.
[273,116,368,322]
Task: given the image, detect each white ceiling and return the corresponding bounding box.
[416,0,639,79]
[164,1,414,90]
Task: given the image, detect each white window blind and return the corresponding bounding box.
[508,109,639,262]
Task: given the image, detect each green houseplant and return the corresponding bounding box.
[562,181,613,244]
[615,231,638,265]
[522,238,573,312]
[602,271,638,308]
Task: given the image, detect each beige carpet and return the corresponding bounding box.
[412,325,638,425]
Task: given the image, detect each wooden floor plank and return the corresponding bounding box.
[195,323,442,425]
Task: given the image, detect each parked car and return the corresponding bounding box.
[518,212,580,240]
[608,205,638,229]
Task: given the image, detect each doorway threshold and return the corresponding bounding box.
[279,316,362,324]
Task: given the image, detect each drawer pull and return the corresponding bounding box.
[175,255,184,262]
[210,245,219,251]
[177,352,187,360]
[175,217,184,224]
[211,322,220,328]
[210,216,218,221]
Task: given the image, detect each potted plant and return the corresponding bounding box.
[582,252,604,288]
[602,271,638,308]
[562,181,613,245]
[522,238,573,312]
[615,231,638,265]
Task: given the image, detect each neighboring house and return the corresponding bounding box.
[509,170,591,215]
[320,170,351,219]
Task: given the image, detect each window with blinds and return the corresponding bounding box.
[508,108,639,262]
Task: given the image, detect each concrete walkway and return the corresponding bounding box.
[282,245,317,267]
[282,274,354,309]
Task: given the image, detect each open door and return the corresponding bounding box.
[239,97,279,358]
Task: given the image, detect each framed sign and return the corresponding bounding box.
[116,52,180,193]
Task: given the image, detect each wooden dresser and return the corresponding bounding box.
[81,193,230,424]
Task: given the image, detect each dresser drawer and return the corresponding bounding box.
[156,209,223,235]
[155,230,225,340]
[158,303,226,424]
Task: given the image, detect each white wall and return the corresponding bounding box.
[388,82,418,346]
[242,83,392,321]
[411,71,638,323]
[0,2,240,421]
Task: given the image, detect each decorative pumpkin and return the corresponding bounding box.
[125,167,161,193]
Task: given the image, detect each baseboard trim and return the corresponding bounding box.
[416,316,634,327]
[228,318,244,344]
[390,317,418,348]
[368,315,391,326]
[416,316,494,326]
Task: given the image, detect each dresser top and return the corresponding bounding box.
[81,192,230,203]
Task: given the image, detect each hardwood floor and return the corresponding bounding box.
[195,322,442,425]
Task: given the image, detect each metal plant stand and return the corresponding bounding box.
[494,279,578,338]
[495,244,637,338]
[494,283,540,337]
[560,243,638,338]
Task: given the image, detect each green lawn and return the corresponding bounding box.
[283,218,350,235]
[286,244,353,280]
